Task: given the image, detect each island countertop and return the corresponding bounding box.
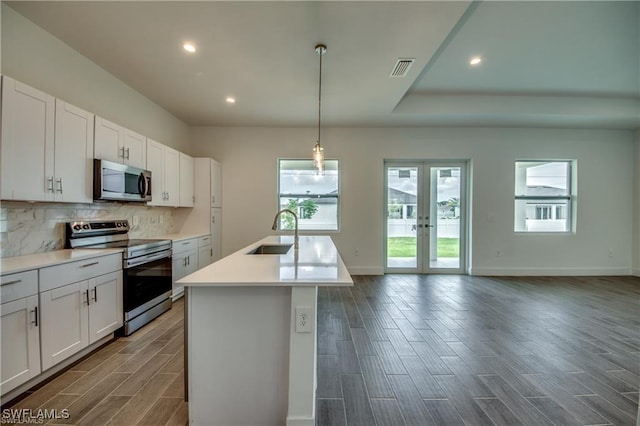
[178,235,353,287]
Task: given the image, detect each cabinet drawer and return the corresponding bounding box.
[198,235,212,248]
[173,238,197,255]
[1,270,38,303]
[40,253,121,292]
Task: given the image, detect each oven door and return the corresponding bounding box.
[123,255,172,317]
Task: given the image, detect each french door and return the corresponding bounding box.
[385,161,467,274]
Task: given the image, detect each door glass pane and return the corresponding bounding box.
[386,167,418,269]
[429,167,461,269]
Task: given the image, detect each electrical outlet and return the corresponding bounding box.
[295,306,313,333]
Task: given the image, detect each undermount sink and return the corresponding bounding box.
[248,244,293,255]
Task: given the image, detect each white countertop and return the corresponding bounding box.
[1,248,124,275]
[178,235,353,287]
[155,232,210,242]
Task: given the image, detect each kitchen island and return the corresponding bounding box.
[177,235,352,426]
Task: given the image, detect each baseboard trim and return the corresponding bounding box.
[469,267,633,276]
[632,268,640,277]
[348,267,384,276]
[286,416,314,426]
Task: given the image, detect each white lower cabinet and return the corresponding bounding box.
[40,281,89,371]
[88,272,124,343]
[1,271,41,395]
[172,238,198,300]
[0,295,41,394]
[38,256,123,372]
[197,235,213,268]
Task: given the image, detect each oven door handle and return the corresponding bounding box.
[125,250,172,268]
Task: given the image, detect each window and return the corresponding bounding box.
[278,159,339,231]
[514,160,573,232]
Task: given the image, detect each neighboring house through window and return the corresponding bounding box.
[278,159,339,231]
[514,160,574,232]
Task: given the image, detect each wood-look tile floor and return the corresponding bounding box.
[5,275,640,425]
[317,275,640,426]
[5,298,188,426]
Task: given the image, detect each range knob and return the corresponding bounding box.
[73,224,81,231]
[82,224,90,230]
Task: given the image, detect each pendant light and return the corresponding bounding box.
[312,44,327,174]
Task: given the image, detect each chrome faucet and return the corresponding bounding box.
[271,209,299,250]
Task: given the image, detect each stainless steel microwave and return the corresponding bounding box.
[93,159,152,202]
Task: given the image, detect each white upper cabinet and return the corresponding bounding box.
[211,159,222,207]
[147,138,180,207]
[1,76,93,203]
[54,100,94,203]
[95,116,146,169]
[1,76,55,201]
[179,153,194,207]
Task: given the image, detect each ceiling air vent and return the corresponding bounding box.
[390,58,415,78]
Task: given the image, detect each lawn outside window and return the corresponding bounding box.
[514,160,574,233]
[277,159,339,231]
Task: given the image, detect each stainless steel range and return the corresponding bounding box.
[66,220,173,336]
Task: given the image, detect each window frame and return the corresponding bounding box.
[277,158,341,232]
[514,160,575,234]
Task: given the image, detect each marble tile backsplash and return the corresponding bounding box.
[0,201,188,258]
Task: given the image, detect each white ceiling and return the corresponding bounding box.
[6,1,640,129]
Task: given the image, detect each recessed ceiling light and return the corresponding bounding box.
[226,97,236,104]
[183,43,197,53]
[469,56,482,65]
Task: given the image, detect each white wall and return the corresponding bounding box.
[634,130,640,276]
[190,126,635,276]
[1,4,189,152]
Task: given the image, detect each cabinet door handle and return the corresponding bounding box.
[93,287,98,302]
[2,279,22,285]
[120,146,125,159]
[31,307,38,327]
[126,147,130,160]
[80,261,99,268]
[85,289,90,305]
[56,177,63,193]
[210,248,213,257]
[47,176,55,192]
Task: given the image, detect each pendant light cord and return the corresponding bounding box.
[317,48,323,145]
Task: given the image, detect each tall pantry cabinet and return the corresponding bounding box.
[181,158,222,262]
